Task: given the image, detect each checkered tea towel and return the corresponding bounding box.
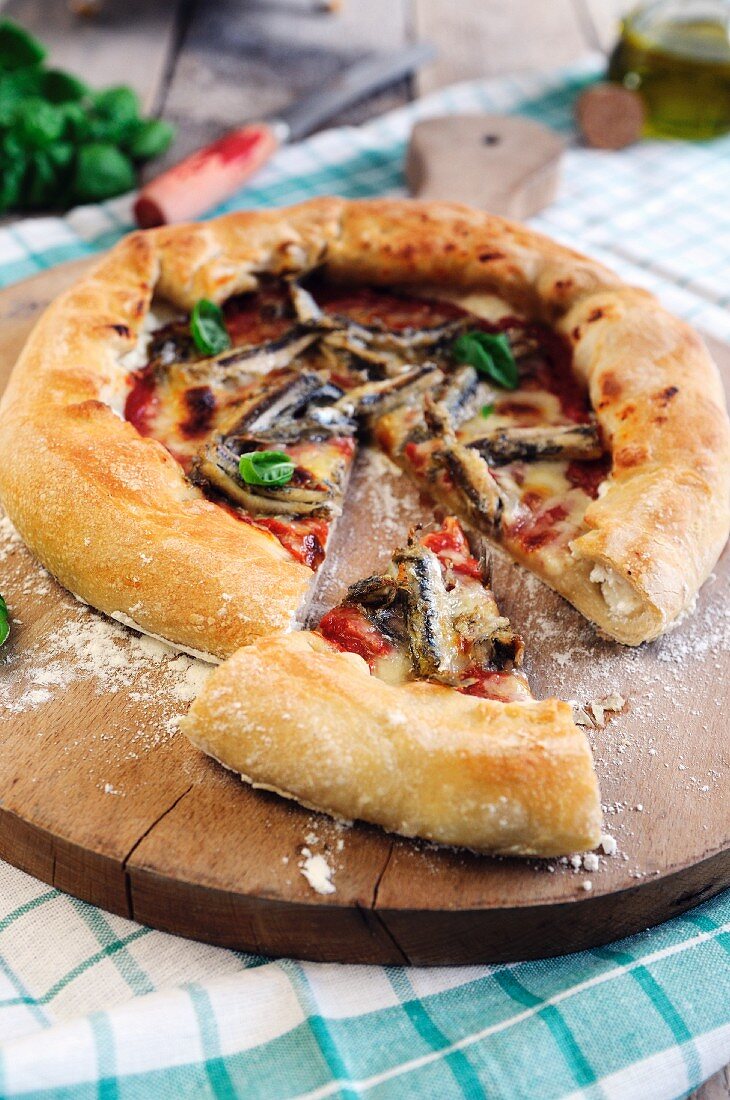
[0,55,728,1100]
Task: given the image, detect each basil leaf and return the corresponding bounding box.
[190,299,231,356]
[93,85,140,126]
[0,594,10,648]
[0,66,44,114]
[0,21,46,70]
[481,402,495,418]
[239,450,295,487]
[73,142,135,201]
[11,97,64,147]
[61,101,91,141]
[42,68,88,104]
[125,117,175,161]
[25,149,60,206]
[452,331,519,390]
[0,151,25,211]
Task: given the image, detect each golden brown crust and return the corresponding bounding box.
[563,289,730,642]
[0,231,314,659]
[182,632,602,856]
[0,197,727,654]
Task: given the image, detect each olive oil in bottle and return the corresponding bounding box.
[608,0,730,139]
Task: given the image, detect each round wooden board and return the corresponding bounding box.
[1,260,728,966]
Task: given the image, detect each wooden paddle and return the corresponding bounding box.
[406,113,565,217]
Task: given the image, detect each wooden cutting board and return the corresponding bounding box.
[1,258,728,965]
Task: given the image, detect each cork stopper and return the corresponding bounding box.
[575,82,646,150]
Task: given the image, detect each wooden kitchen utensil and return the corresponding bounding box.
[406,114,565,217]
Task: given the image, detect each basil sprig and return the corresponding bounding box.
[481,402,495,418]
[239,450,295,488]
[190,299,231,356]
[0,19,175,213]
[0,594,10,648]
[452,331,519,390]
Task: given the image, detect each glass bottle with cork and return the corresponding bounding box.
[608,0,730,139]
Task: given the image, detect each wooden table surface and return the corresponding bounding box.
[0,0,726,1093]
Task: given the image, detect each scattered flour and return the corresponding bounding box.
[1,511,213,765]
[299,848,336,895]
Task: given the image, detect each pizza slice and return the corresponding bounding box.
[317,517,530,702]
[372,306,617,632]
[183,517,602,856]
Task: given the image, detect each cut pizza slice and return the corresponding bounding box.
[317,517,530,702]
[182,517,602,857]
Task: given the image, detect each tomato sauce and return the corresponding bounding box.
[459,668,530,702]
[318,604,394,666]
[223,285,294,345]
[421,517,483,580]
[403,441,430,474]
[124,367,161,438]
[312,285,467,331]
[512,502,569,553]
[566,455,611,499]
[240,514,329,570]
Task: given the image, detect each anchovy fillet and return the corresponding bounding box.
[469,422,602,465]
[432,443,505,529]
[393,544,459,681]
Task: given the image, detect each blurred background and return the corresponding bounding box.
[0,0,630,171]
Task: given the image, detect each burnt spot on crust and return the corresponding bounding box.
[109,323,132,338]
[180,386,217,438]
[657,385,679,406]
[478,250,505,263]
[572,325,581,342]
[614,443,648,469]
[554,278,573,291]
[586,307,605,323]
[619,402,636,421]
[600,372,622,400]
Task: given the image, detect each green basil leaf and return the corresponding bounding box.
[11,97,64,147]
[42,68,88,104]
[0,594,10,648]
[93,85,140,126]
[0,66,43,112]
[46,140,74,171]
[481,402,495,418]
[190,299,231,356]
[0,21,46,70]
[0,151,25,211]
[125,117,175,161]
[61,101,91,141]
[239,450,295,487]
[452,331,519,390]
[73,142,135,201]
[25,149,60,206]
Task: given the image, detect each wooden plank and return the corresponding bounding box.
[152,0,412,171]
[413,0,591,95]
[0,259,728,964]
[1,0,183,112]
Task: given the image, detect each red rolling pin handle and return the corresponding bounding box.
[133,124,281,229]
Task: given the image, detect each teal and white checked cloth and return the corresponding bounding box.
[0,57,728,1099]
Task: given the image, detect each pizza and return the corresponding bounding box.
[184,519,601,855]
[0,198,728,856]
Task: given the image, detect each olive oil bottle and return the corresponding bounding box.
[608,0,730,139]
